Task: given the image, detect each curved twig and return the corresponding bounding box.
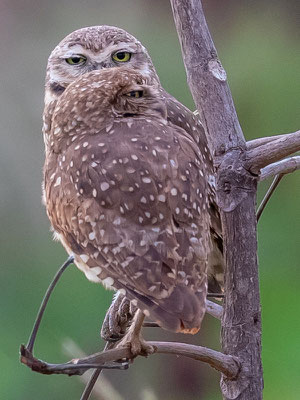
[26,255,74,353]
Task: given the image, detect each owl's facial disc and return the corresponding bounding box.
[45,37,156,107]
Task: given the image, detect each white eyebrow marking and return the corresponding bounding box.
[60,42,138,65]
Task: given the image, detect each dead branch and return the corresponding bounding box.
[20,340,240,380]
[170,1,263,398]
[246,134,287,150]
[206,300,222,319]
[149,341,239,378]
[259,156,300,181]
[170,1,245,155]
[246,130,300,173]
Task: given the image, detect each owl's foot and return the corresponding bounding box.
[101,292,136,342]
[116,309,154,358]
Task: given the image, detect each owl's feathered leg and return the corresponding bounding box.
[116,309,154,357]
[101,292,135,342]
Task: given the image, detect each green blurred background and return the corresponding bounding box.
[1,0,299,399]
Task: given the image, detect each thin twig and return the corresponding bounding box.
[80,342,117,400]
[26,255,74,353]
[80,342,110,400]
[256,175,284,221]
[143,322,160,328]
[207,293,224,298]
[63,338,125,400]
[259,156,300,181]
[206,300,222,320]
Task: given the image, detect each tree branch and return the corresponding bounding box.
[259,156,300,181]
[170,0,244,155]
[21,340,240,380]
[170,1,263,399]
[246,130,300,173]
[206,300,222,319]
[246,134,287,150]
[149,341,239,378]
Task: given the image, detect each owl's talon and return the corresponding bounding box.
[106,333,125,342]
[101,292,135,342]
[116,309,154,358]
[117,332,154,358]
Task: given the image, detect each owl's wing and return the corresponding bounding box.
[61,118,210,332]
[162,91,224,293]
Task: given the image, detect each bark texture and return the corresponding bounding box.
[170,1,263,398]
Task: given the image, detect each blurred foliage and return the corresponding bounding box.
[0,0,299,399]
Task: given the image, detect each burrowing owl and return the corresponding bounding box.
[43,67,211,333]
[43,26,224,298]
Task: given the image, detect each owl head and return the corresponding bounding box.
[45,25,159,106]
[50,67,167,140]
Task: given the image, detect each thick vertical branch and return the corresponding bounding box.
[170,0,245,156]
[170,1,263,399]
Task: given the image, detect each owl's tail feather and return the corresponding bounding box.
[154,284,206,334]
[126,283,207,334]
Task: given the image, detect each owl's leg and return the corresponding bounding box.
[116,309,154,357]
[101,291,135,342]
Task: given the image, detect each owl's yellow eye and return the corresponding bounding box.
[65,55,87,65]
[125,90,144,98]
[112,52,131,63]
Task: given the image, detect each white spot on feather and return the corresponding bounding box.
[54,176,61,187]
[158,194,166,202]
[102,277,114,288]
[142,177,151,184]
[100,182,110,191]
[80,254,89,263]
[89,232,96,240]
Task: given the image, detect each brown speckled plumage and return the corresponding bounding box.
[43,26,224,334]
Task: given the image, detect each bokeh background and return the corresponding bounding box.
[1,0,299,399]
